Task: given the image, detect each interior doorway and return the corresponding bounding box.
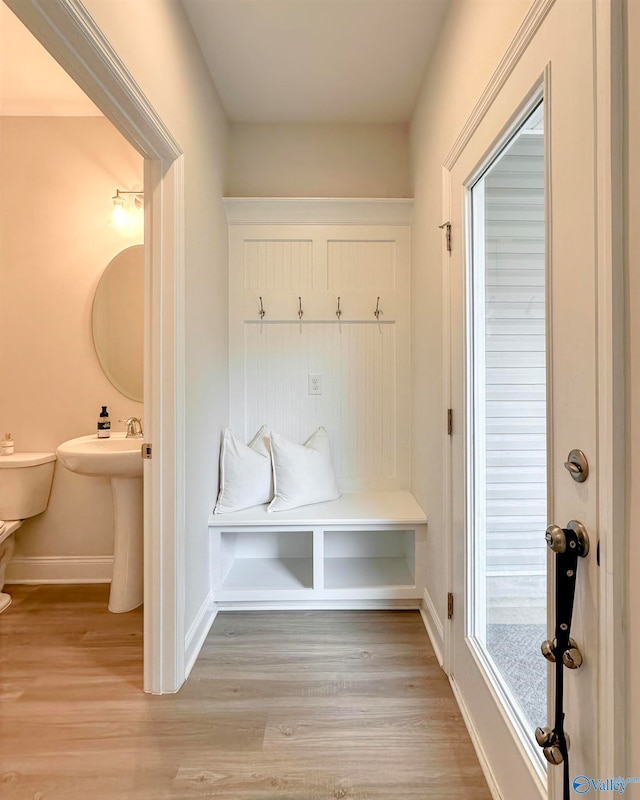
[4,0,186,693]
[0,1,145,612]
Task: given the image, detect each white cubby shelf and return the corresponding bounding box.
[208,491,427,608]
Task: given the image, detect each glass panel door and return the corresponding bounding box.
[468,101,547,739]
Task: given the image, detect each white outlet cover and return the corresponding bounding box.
[308,373,322,395]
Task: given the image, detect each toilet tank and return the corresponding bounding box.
[0,453,56,520]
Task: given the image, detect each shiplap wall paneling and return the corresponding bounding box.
[227,208,411,491]
[229,224,409,324]
[483,132,546,583]
[327,239,396,292]
[243,322,398,489]
[243,239,314,292]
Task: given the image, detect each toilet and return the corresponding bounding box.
[0,453,56,613]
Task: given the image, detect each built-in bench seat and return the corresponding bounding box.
[208,491,427,607]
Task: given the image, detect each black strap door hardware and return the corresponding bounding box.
[535,520,589,799]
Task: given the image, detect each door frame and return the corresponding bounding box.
[4,0,187,693]
[440,0,625,788]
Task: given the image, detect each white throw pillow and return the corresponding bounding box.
[213,426,272,514]
[268,427,340,512]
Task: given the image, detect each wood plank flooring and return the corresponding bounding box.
[0,585,491,800]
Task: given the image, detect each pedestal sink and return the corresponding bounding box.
[56,433,143,613]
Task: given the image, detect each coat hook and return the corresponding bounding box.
[259,296,265,320]
[374,297,382,320]
[336,296,342,320]
[298,296,304,320]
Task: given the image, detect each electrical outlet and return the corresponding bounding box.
[308,373,322,395]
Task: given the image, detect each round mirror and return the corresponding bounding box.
[92,245,144,402]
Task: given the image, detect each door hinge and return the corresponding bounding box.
[447,592,454,619]
[439,221,452,253]
[447,409,453,436]
[141,442,152,459]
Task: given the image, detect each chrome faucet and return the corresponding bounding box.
[120,417,143,439]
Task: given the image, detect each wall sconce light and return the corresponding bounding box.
[110,189,144,229]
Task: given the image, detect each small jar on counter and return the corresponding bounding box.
[1,434,14,456]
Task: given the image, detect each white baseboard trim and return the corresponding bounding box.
[420,587,445,667]
[214,598,422,611]
[5,555,113,584]
[184,591,217,679]
[449,675,503,800]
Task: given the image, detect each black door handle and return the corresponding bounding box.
[535,520,589,799]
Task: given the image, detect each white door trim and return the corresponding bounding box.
[441,164,453,676]
[5,0,187,693]
[593,0,625,777]
[442,0,556,172]
[441,0,625,781]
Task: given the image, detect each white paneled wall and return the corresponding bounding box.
[327,240,396,292]
[244,322,396,480]
[244,240,313,292]
[227,200,412,492]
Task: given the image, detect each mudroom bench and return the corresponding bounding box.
[208,491,427,608]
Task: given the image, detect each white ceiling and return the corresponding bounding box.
[0,3,100,116]
[181,0,450,123]
[0,0,449,123]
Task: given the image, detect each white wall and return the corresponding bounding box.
[227,215,412,492]
[625,0,640,771]
[228,123,410,197]
[409,0,531,629]
[0,116,143,573]
[80,0,230,629]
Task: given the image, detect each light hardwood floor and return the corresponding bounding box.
[0,585,491,799]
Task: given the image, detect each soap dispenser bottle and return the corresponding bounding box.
[1,433,14,455]
[97,406,111,438]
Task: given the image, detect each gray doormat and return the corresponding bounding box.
[486,623,547,731]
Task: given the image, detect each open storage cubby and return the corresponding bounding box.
[221,530,313,590]
[323,529,415,590]
[209,492,428,607]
